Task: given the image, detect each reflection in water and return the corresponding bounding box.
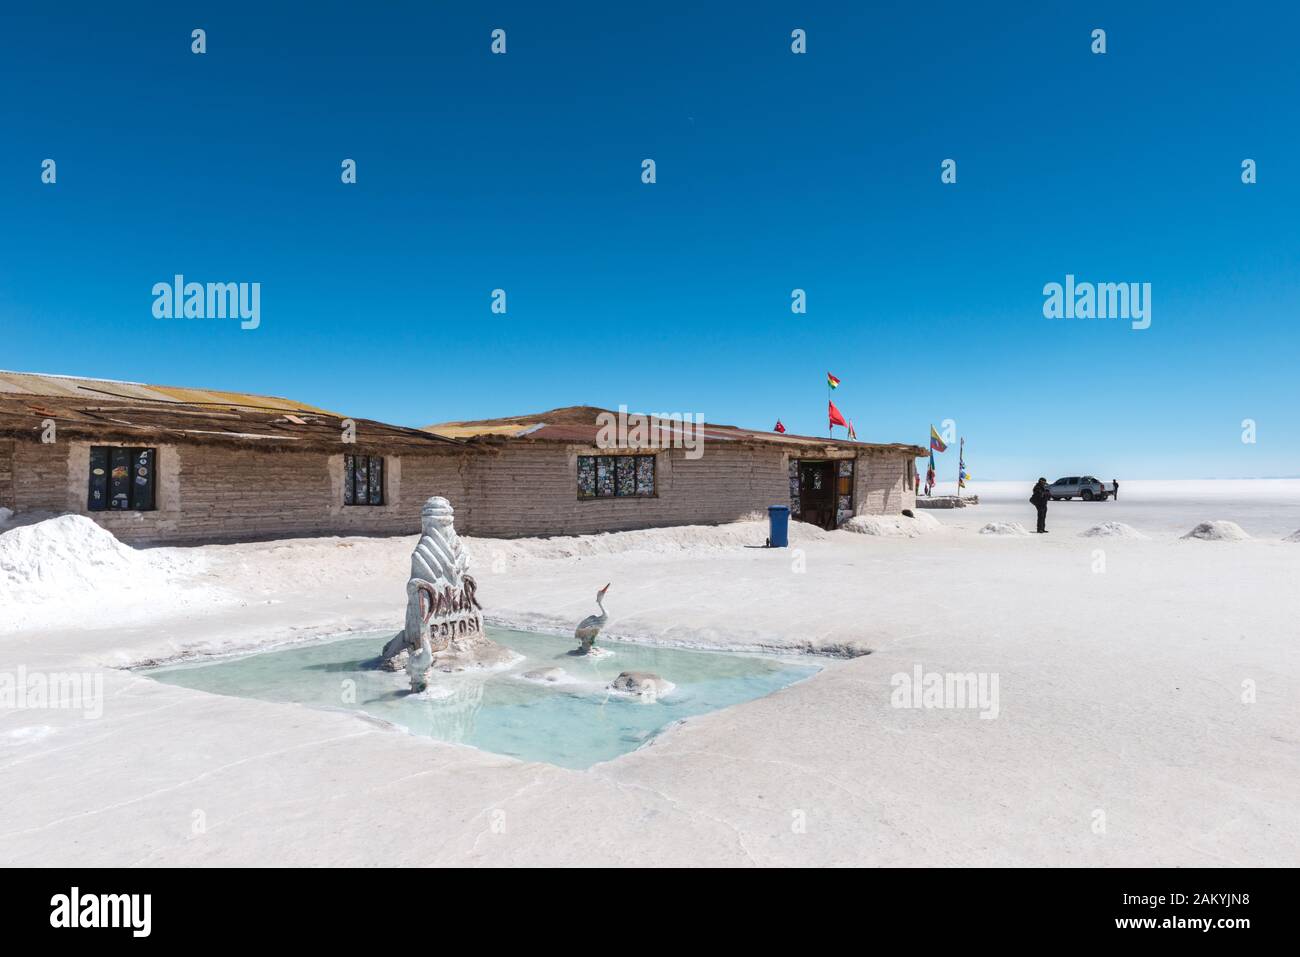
[422,678,485,744]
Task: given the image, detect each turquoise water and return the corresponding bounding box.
[144,628,818,769]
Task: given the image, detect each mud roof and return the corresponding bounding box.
[0,369,334,415]
[425,406,927,456]
[0,396,462,453]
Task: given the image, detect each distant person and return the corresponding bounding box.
[1030,477,1050,534]
[1112,478,1119,501]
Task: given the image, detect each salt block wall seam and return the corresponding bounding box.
[13,441,68,514]
[0,440,14,511]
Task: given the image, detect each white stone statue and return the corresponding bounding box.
[380,497,514,690]
[572,583,610,655]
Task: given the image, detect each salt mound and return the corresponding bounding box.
[843,512,943,538]
[0,515,189,605]
[979,522,1031,536]
[0,515,145,589]
[1081,522,1148,540]
[1182,521,1250,542]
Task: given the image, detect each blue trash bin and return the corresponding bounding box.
[767,505,790,548]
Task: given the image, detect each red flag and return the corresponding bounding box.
[773,419,786,433]
[828,401,848,429]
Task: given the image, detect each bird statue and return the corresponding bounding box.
[573,583,610,655]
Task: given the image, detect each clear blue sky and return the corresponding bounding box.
[2,2,1297,479]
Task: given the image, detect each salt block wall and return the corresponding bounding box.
[10,440,66,514]
[0,440,14,511]
[460,444,795,538]
[3,438,915,543]
[8,440,469,546]
[397,451,473,530]
[854,450,914,516]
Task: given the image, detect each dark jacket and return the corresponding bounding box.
[1030,481,1049,507]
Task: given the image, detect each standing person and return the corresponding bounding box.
[1030,477,1050,533]
[1112,478,1119,501]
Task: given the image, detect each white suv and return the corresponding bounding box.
[1048,476,1112,501]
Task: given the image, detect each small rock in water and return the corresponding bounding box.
[569,645,613,659]
[522,667,567,683]
[432,634,521,672]
[610,671,674,699]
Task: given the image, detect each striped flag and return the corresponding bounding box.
[929,424,947,453]
[827,372,841,389]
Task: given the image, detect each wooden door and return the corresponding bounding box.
[798,461,835,530]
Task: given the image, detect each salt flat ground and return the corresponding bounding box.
[1,480,1297,866]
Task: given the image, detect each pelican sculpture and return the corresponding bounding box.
[573,583,610,655]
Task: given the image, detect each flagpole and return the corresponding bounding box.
[957,437,963,501]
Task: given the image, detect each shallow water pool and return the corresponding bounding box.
[144,628,818,769]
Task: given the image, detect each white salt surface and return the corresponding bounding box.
[934,479,1300,538]
[1,479,1297,866]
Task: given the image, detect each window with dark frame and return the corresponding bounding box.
[88,447,157,512]
[837,459,855,524]
[344,454,385,506]
[577,454,655,499]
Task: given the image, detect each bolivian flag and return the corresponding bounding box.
[929,424,947,452]
[827,372,840,389]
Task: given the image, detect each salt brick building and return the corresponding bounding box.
[0,371,924,545]
[425,407,924,537]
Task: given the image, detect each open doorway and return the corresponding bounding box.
[796,460,836,530]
